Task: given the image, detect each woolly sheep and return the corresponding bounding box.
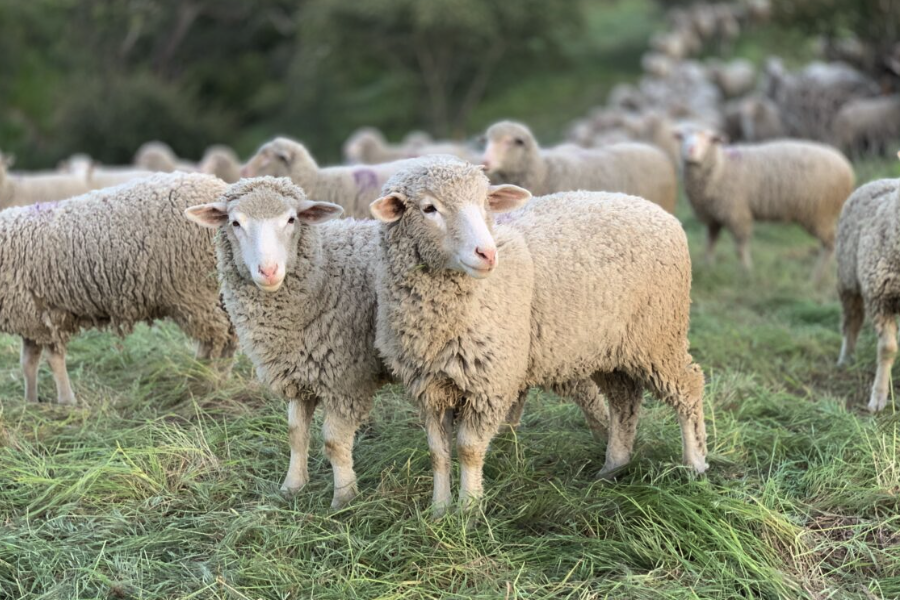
[677,129,855,278]
[60,154,154,190]
[833,95,900,157]
[134,141,197,173]
[186,176,387,508]
[0,153,93,209]
[370,156,706,513]
[739,96,785,142]
[836,167,900,412]
[343,127,476,165]
[483,121,677,213]
[200,145,242,183]
[1,173,236,404]
[708,59,756,99]
[242,137,420,219]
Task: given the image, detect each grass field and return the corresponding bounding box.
[2,157,900,599]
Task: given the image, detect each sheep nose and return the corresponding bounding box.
[475,246,496,267]
[258,264,278,278]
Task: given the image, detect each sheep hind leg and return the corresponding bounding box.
[869,314,897,413]
[594,372,642,479]
[281,397,317,496]
[426,407,454,517]
[553,379,609,440]
[705,222,722,266]
[652,361,708,474]
[46,345,75,405]
[837,291,864,367]
[322,409,362,509]
[21,339,43,403]
[811,241,834,284]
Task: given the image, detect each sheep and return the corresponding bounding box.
[199,145,242,183]
[739,96,785,142]
[242,137,420,219]
[185,176,389,509]
[370,156,706,513]
[0,153,93,209]
[708,59,756,99]
[134,141,197,173]
[833,95,900,157]
[836,167,900,412]
[0,173,236,405]
[60,154,154,190]
[343,127,476,165]
[677,129,855,279]
[483,121,677,213]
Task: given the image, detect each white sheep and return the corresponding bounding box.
[677,129,855,279]
[343,127,476,165]
[134,141,197,173]
[708,58,756,99]
[836,162,900,412]
[1,173,236,404]
[833,95,900,157]
[60,154,154,190]
[483,121,677,213]
[242,137,422,219]
[370,156,706,513]
[0,152,93,209]
[199,145,242,183]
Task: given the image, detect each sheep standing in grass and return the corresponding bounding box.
[483,121,677,213]
[836,164,900,412]
[371,157,706,513]
[0,173,236,405]
[186,177,389,508]
[677,129,855,279]
[0,153,93,209]
[241,137,419,219]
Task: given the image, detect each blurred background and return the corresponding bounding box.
[1,0,898,168]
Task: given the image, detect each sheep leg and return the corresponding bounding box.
[503,391,527,429]
[837,291,865,366]
[811,242,834,284]
[595,373,642,478]
[322,410,362,509]
[736,238,752,271]
[553,379,609,440]
[653,362,708,473]
[281,397,318,495]
[46,345,75,405]
[705,223,722,265]
[457,412,499,510]
[869,314,897,413]
[21,339,43,403]
[426,407,454,517]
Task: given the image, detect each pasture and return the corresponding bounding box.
[2,157,899,599]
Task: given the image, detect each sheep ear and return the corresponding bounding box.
[370,193,406,222]
[297,200,343,224]
[487,184,531,213]
[185,202,229,228]
[275,148,292,164]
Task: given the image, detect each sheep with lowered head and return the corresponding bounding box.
[242,137,420,219]
[483,121,677,213]
[1,173,236,405]
[836,160,900,412]
[677,129,854,279]
[370,156,706,514]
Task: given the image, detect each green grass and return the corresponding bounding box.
[2,157,900,599]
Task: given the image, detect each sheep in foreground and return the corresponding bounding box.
[677,129,854,278]
[371,157,706,513]
[242,137,420,219]
[200,145,242,183]
[0,153,93,209]
[186,176,387,508]
[836,166,900,412]
[483,121,677,213]
[1,173,236,405]
[833,95,900,157]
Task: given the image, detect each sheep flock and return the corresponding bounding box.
[5,0,900,522]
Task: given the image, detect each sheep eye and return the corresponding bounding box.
[423,205,437,214]
[287,216,296,225]
[232,220,241,228]
[513,138,525,146]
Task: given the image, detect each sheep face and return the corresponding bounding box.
[344,128,383,164]
[185,178,342,292]
[242,138,315,182]
[675,129,724,164]
[371,161,530,279]
[482,122,537,176]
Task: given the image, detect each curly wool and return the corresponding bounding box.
[0,173,235,354]
[486,121,677,213]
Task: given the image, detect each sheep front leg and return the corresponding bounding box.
[426,407,454,517]
[870,314,897,413]
[706,222,722,265]
[21,339,43,403]
[456,413,500,510]
[46,345,75,405]
[322,410,362,509]
[281,397,317,495]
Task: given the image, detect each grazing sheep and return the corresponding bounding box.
[242,137,419,219]
[0,153,93,209]
[1,173,236,405]
[709,59,756,99]
[833,95,900,157]
[371,156,706,513]
[836,168,900,412]
[200,145,242,183]
[134,141,197,173]
[186,176,389,508]
[483,121,677,213]
[677,129,855,278]
[60,154,153,190]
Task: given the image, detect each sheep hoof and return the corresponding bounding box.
[330,485,359,510]
[867,394,887,413]
[56,394,77,406]
[596,463,627,480]
[279,480,308,497]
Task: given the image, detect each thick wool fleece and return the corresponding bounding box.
[212,177,391,506]
[486,121,677,213]
[683,140,854,251]
[244,138,421,219]
[0,173,235,352]
[835,178,900,412]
